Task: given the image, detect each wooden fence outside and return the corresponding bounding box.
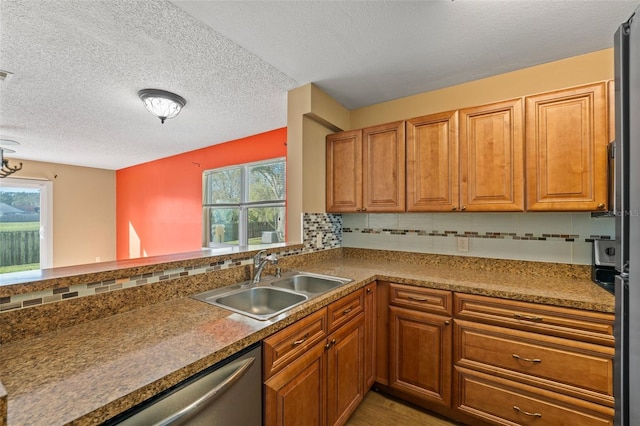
[0,230,39,266]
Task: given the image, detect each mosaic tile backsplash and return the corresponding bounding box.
[342,212,614,265]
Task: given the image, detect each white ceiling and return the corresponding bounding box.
[0,0,637,171]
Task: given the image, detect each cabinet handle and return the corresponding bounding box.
[512,354,542,363]
[366,287,372,294]
[461,205,466,211]
[356,208,362,212]
[291,333,309,347]
[598,203,605,209]
[362,207,367,211]
[343,307,353,315]
[513,406,542,418]
[444,320,450,326]
[408,295,429,302]
[513,313,543,322]
[325,338,336,349]
[452,206,457,211]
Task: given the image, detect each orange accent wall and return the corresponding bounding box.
[116,128,287,260]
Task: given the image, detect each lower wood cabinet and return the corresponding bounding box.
[264,282,615,426]
[326,311,365,426]
[455,367,614,426]
[389,306,452,407]
[264,341,327,426]
[263,289,366,426]
[453,293,615,426]
[363,282,377,390]
[388,284,453,408]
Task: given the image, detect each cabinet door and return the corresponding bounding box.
[459,99,524,212]
[362,121,406,212]
[406,111,459,211]
[389,306,452,408]
[326,313,365,426]
[326,130,363,212]
[525,82,608,211]
[363,282,377,390]
[264,342,326,426]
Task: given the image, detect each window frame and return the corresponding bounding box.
[0,177,53,270]
[202,157,286,249]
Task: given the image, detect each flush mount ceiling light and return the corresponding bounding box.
[137,89,186,124]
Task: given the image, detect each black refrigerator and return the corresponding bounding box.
[614,7,640,426]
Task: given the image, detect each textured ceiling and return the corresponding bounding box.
[0,0,638,170]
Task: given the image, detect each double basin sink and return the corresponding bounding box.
[192,271,353,321]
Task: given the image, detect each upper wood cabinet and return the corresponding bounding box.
[326,121,405,213]
[406,111,459,211]
[407,100,524,213]
[459,99,525,212]
[326,130,362,213]
[525,82,609,211]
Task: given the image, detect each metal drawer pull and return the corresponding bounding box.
[325,339,336,349]
[512,354,542,363]
[291,333,309,347]
[513,313,543,322]
[343,307,353,315]
[513,406,542,418]
[408,295,429,302]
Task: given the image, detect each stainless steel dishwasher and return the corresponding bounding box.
[104,343,262,426]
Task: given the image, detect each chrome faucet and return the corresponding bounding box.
[252,250,278,284]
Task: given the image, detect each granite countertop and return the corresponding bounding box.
[0,255,615,426]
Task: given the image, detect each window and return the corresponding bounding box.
[203,158,285,249]
[0,177,53,273]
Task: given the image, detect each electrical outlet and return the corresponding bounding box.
[457,237,469,252]
[316,233,323,247]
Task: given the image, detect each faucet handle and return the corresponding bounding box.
[254,249,267,265]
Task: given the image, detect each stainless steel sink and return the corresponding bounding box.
[271,273,347,294]
[192,271,352,321]
[194,287,308,321]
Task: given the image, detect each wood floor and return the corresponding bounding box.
[345,391,462,426]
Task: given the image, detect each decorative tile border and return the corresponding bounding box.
[343,227,611,243]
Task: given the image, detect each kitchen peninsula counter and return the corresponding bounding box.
[0,249,615,425]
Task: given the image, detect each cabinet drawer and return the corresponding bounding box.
[389,283,452,315]
[263,308,327,379]
[327,289,364,333]
[454,293,614,346]
[455,320,614,406]
[455,367,614,426]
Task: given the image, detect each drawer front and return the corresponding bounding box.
[455,320,614,405]
[389,283,452,315]
[263,308,327,379]
[454,293,614,346]
[455,367,614,426]
[327,289,364,333]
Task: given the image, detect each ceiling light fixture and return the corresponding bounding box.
[0,140,22,178]
[137,89,186,124]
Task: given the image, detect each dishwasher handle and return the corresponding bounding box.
[155,356,256,426]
